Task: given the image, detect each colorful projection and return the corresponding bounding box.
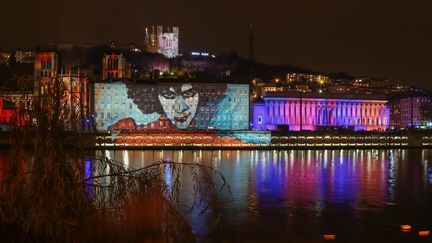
[94,81,250,131]
[252,94,389,131]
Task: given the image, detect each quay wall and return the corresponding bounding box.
[0,131,431,150]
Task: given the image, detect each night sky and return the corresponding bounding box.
[1,0,431,88]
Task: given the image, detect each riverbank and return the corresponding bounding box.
[2,130,432,150]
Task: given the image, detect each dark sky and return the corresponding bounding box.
[1,0,432,88]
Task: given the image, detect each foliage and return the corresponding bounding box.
[0,76,231,242]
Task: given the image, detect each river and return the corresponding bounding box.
[96,149,432,242]
[1,149,432,242]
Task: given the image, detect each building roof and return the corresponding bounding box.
[264,91,387,101]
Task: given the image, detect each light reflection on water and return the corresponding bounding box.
[96,149,432,241]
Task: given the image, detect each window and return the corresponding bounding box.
[258,116,263,124]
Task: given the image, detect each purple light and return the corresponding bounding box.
[253,97,389,131]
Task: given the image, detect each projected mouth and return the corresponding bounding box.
[174,113,190,123]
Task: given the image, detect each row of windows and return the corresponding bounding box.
[106,56,120,70]
[98,103,133,110]
[40,59,53,69]
[40,71,53,77]
[95,112,248,121]
[268,101,385,108]
[99,94,127,100]
[269,117,387,126]
[268,106,386,117]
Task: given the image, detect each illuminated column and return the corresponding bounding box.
[290,101,295,126]
[268,101,273,125]
[347,103,351,125]
[357,103,361,127]
[280,100,286,124]
[321,106,325,125]
[323,106,327,125]
[287,101,291,125]
[306,102,311,126]
[331,104,336,125]
[304,101,308,126]
[277,101,282,124]
[285,101,289,124]
[313,102,317,126]
[353,103,357,127]
[336,103,340,125]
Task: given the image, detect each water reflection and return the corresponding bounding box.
[91,149,432,242]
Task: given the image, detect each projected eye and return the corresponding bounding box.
[181,89,197,98]
[160,90,177,99]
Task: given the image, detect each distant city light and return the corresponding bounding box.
[190,52,210,57]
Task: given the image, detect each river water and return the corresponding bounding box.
[96,149,432,242]
[1,149,432,242]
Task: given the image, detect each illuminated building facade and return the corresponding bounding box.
[389,98,401,129]
[286,73,331,85]
[33,52,90,130]
[252,92,389,131]
[0,52,12,64]
[399,96,432,129]
[93,81,249,131]
[144,25,179,58]
[102,52,130,80]
[15,50,35,63]
[0,97,14,131]
[60,67,90,130]
[34,52,59,96]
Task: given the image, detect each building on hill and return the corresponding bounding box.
[33,51,91,130]
[286,73,331,85]
[102,52,131,80]
[34,52,59,97]
[144,25,179,58]
[0,52,12,65]
[15,50,35,64]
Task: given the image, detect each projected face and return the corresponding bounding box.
[158,83,199,129]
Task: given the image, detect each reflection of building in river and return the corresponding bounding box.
[252,92,389,131]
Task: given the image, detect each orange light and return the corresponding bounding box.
[323,234,336,240]
[400,224,412,232]
[418,230,430,237]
